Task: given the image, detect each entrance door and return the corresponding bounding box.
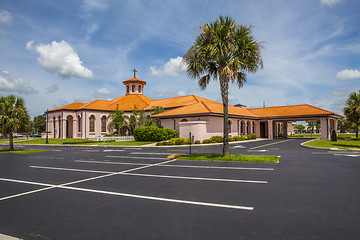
[260,122,268,138]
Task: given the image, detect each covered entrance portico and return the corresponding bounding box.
[263,116,340,140]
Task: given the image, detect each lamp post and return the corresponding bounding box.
[45,109,49,144]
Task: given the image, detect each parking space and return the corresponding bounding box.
[1,139,360,239]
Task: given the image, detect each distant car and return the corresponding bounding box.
[13,133,23,138]
[30,134,41,138]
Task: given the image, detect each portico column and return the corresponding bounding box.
[72,118,77,138]
[320,118,329,139]
[255,121,260,138]
[62,117,66,139]
[268,120,274,139]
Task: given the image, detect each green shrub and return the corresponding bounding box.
[249,133,256,139]
[233,136,243,141]
[210,136,223,143]
[278,132,284,138]
[195,140,201,144]
[155,142,163,146]
[133,126,177,141]
[202,139,211,144]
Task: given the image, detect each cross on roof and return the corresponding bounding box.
[132,68,138,78]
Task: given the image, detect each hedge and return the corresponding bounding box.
[133,126,177,141]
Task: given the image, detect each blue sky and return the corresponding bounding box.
[0,0,359,118]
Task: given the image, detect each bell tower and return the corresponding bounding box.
[123,68,147,95]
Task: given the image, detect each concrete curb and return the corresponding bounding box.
[0,233,21,240]
[300,139,360,151]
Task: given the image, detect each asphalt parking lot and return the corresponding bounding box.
[0,138,359,240]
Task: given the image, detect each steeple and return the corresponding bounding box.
[123,69,147,95]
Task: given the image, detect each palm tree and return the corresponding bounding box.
[108,109,128,135]
[0,95,30,151]
[183,15,263,156]
[344,90,360,137]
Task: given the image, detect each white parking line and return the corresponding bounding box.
[103,150,125,152]
[0,159,176,201]
[84,160,274,171]
[130,152,170,155]
[75,160,149,166]
[29,165,267,184]
[0,177,253,211]
[106,155,165,160]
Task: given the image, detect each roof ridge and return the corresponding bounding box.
[249,104,308,110]
[201,101,213,113]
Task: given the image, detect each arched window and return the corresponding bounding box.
[138,85,141,93]
[228,120,232,132]
[132,85,135,92]
[101,116,107,132]
[89,115,95,132]
[78,115,81,132]
[127,86,129,93]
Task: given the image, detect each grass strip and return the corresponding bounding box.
[0,138,154,146]
[303,139,360,149]
[0,149,52,154]
[178,154,279,162]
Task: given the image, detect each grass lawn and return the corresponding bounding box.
[178,154,279,162]
[0,149,52,154]
[303,139,360,149]
[0,138,154,146]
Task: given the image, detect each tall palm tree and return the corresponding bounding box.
[344,90,360,137]
[108,109,128,135]
[183,15,263,156]
[0,95,30,151]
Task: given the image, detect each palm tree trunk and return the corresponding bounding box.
[9,133,14,151]
[220,76,229,156]
[356,124,359,138]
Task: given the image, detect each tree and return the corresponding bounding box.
[108,109,128,134]
[306,120,316,133]
[146,106,164,127]
[0,95,30,151]
[294,124,305,133]
[344,90,360,137]
[183,15,263,156]
[33,114,46,133]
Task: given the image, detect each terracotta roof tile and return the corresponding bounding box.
[48,102,86,112]
[248,104,342,118]
[153,101,258,118]
[122,77,147,85]
[108,95,153,111]
[145,95,218,110]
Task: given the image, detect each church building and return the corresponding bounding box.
[46,71,342,141]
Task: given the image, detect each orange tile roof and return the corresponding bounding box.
[48,102,86,111]
[153,101,258,118]
[248,104,343,118]
[145,95,218,110]
[108,95,154,111]
[122,77,147,85]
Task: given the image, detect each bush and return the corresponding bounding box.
[202,139,211,144]
[278,132,284,138]
[155,142,163,146]
[133,126,177,141]
[249,133,256,139]
[229,136,236,142]
[210,136,223,143]
[195,140,201,144]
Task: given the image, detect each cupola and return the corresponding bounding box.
[123,68,147,95]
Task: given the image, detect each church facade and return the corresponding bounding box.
[46,73,342,141]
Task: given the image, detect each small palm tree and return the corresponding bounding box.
[108,109,128,135]
[183,15,263,156]
[344,90,360,137]
[0,95,30,151]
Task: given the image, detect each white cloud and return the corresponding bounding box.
[320,0,341,6]
[0,10,13,24]
[336,69,360,80]
[0,70,37,94]
[46,84,59,93]
[150,56,187,77]
[92,87,113,99]
[82,0,108,11]
[27,40,93,79]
